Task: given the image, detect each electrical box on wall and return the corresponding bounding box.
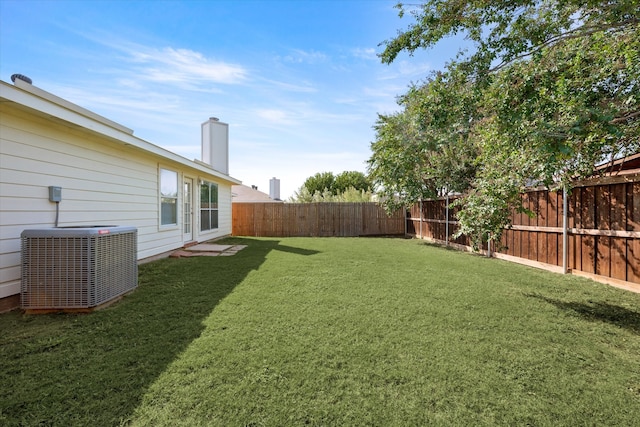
[49,186,62,202]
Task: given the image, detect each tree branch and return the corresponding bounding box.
[611,110,640,124]
[489,18,639,73]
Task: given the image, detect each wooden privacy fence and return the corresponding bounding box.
[408,174,640,289]
[233,202,405,237]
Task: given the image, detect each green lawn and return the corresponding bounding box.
[1,237,639,426]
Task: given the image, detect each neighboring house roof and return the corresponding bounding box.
[0,78,242,185]
[232,185,282,203]
[596,152,640,176]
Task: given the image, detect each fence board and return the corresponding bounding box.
[548,191,559,227]
[581,235,595,274]
[407,175,639,286]
[232,202,404,238]
[630,183,640,231]
[630,239,640,282]
[583,186,596,228]
[548,232,559,266]
[611,184,625,230]
[596,236,611,277]
[520,230,529,261]
[611,238,627,280]
[531,191,540,226]
[569,233,578,271]
[538,231,547,264]
[538,191,546,225]
[520,193,529,226]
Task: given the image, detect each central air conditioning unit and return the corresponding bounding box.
[21,226,138,312]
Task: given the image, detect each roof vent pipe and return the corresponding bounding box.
[269,177,281,201]
[11,74,32,84]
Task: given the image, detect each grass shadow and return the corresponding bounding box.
[272,243,320,256]
[416,239,487,256]
[416,240,461,252]
[0,237,298,426]
[526,293,640,335]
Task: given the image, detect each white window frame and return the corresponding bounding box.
[200,180,219,232]
[159,167,179,228]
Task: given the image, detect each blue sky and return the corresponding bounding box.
[1,0,459,199]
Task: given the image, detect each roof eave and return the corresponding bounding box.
[0,80,242,186]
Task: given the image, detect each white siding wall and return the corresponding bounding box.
[0,106,233,300]
[217,184,233,235]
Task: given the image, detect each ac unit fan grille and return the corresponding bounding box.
[21,227,137,309]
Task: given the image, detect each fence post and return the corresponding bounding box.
[562,186,569,274]
[404,205,407,236]
[445,195,449,246]
[419,199,423,239]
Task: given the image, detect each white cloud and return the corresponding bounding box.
[28,28,402,199]
[297,151,363,161]
[352,47,377,60]
[256,108,292,124]
[126,47,248,86]
[259,77,317,93]
[362,83,406,99]
[282,48,328,64]
[252,102,366,128]
[55,86,180,113]
[71,31,249,88]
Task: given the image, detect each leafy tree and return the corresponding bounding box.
[371,0,640,247]
[288,185,314,203]
[303,172,336,195]
[289,171,375,202]
[287,186,375,203]
[334,171,372,194]
[334,186,375,202]
[380,1,639,77]
[368,68,479,212]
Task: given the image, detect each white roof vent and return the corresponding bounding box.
[270,177,281,200]
[11,73,32,84]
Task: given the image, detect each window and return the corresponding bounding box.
[200,181,218,231]
[160,168,178,226]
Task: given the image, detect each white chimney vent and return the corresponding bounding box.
[269,177,281,200]
[201,118,229,174]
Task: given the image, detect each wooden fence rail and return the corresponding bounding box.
[408,174,640,289]
[233,202,405,237]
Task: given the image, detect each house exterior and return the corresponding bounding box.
[0,77,241,312]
